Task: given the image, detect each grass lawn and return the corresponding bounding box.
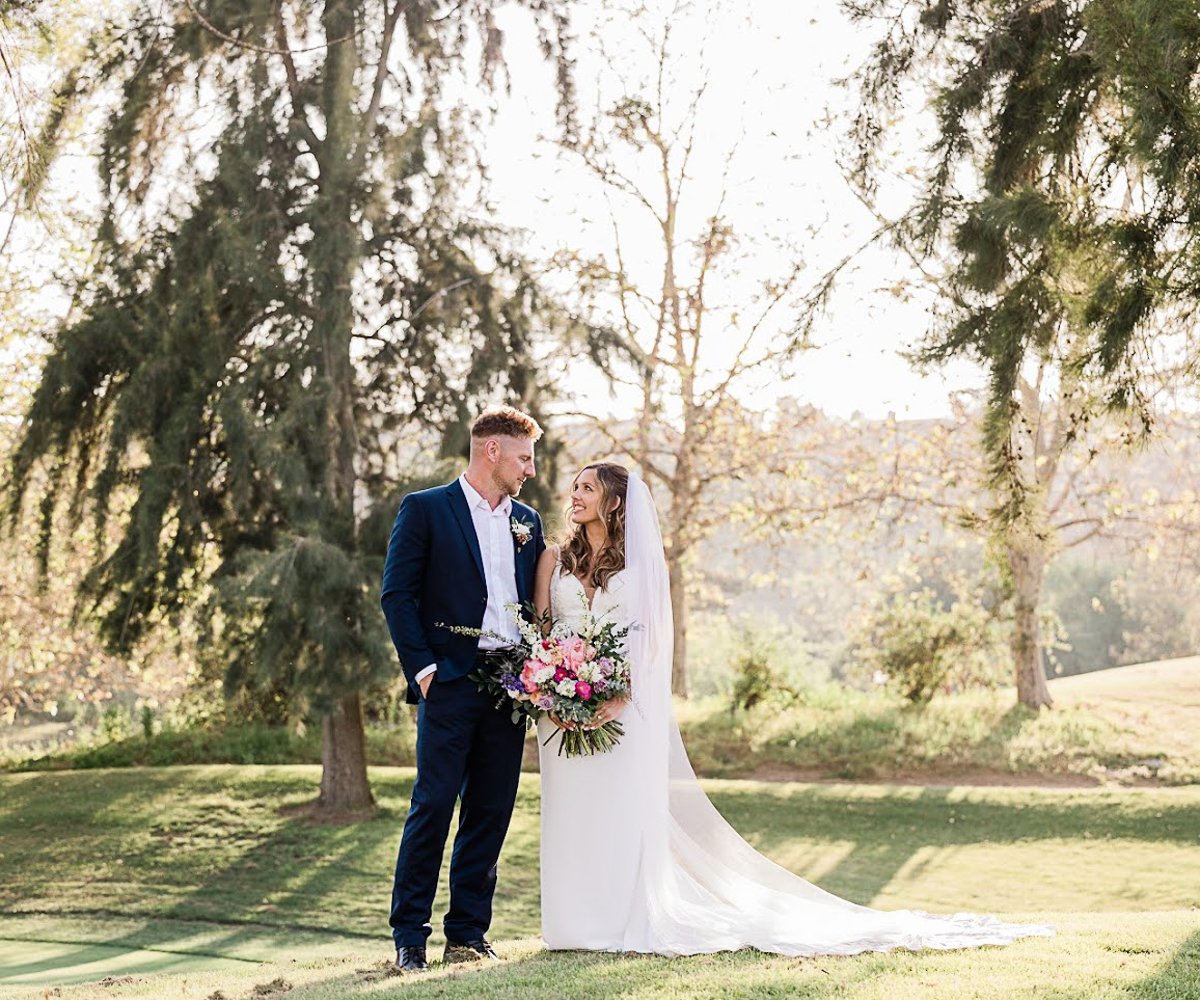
[1,766,1198,998]
[10,657,1198,787]
[678,656,1200,785]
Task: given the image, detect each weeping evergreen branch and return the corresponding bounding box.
[844,0,1200,529]
[6,0,580,778]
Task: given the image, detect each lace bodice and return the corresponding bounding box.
[549,559,627,634]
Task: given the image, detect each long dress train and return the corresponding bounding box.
[538,477,1054,956]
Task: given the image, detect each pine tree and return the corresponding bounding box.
[6,0,574,815]
[843,0,1200,708]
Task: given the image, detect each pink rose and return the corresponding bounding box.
[575,681,592,700]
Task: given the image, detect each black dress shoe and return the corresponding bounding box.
[443,937,500,963]
[395,945,428,972]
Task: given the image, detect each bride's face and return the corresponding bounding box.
[569,468,603,526]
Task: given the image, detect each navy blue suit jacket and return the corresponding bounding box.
[380,480,546,704]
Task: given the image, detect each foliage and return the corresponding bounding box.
[850,585,1009,703]
[844,0,1200,441]
[839,0,1200,708]
[8,717,417,772]
[688,613,828,699]
[3,0,584,810]
[12,657,1197,786]
[726,626,804,713]
[547,3,817,698]
[678,655,1199,783]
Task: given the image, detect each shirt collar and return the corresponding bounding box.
[459,474,512,517]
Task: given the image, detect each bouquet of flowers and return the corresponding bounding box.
[446,596,633,757]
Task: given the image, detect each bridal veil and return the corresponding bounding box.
[620,470,1053,956]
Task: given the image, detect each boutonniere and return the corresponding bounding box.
[510,517,533,551]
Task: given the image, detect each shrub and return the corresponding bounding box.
[850,587,1008,703]
[727,628,804,713]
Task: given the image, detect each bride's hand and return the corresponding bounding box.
[587,696,629,729]
[549,713,576,731]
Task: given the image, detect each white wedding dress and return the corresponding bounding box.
[537,473,1054,956]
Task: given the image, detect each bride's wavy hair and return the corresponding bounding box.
[558,463,629,591]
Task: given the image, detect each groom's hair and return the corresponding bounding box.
[471,406,543,442]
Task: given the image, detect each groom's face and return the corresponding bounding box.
[489,435,537,497]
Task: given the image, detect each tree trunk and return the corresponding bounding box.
[310,0,373,814]
[668,553,688,698]
[318,692,376,815]
[1007,538,1053,710]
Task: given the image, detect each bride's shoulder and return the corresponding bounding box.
[538,544,562,572]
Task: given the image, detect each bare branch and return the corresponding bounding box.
[353,0,403,173]
[269,0,322,153]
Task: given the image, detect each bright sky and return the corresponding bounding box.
[5,0,986,422]
[479,0,985,420]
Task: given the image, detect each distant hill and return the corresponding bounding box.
[1050,655,1200,708]
[1047,656,1200,769]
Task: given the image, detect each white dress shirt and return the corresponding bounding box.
[416,474,522,683]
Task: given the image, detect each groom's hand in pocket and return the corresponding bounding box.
[419,672,435,699]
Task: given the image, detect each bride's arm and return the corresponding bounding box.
[533,544,559,636]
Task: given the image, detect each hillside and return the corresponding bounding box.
[1048,656,1200,769]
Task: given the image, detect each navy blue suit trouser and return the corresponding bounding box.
[389,673,526,947]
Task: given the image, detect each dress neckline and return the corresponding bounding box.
[556,557,624,614]
[559,564,597,612]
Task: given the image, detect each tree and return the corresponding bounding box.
[6,0,575,815]
[550,2,810,696]
[840,0,1200,707]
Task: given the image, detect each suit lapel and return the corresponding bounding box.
[510,504,534,603]
[447,482,486,585]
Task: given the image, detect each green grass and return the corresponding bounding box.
[678,656,1200,784]
[11,657,1197,786]
[4,721,418,772]
[1,766,1199,998]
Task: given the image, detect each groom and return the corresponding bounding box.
[380,406,546,972]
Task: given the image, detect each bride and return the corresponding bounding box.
[533,461,1053,956]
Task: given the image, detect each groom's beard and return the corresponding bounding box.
[496,473,526,497]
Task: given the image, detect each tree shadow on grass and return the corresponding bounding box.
[1033,928,1200,1000]
[0,766,542,987]
[0,768,192,916]
[0,767,404,986]
[1123,930,1200,999]
[0,925,265,986]
[706,780,1200,908]
[6,765,1194,993]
